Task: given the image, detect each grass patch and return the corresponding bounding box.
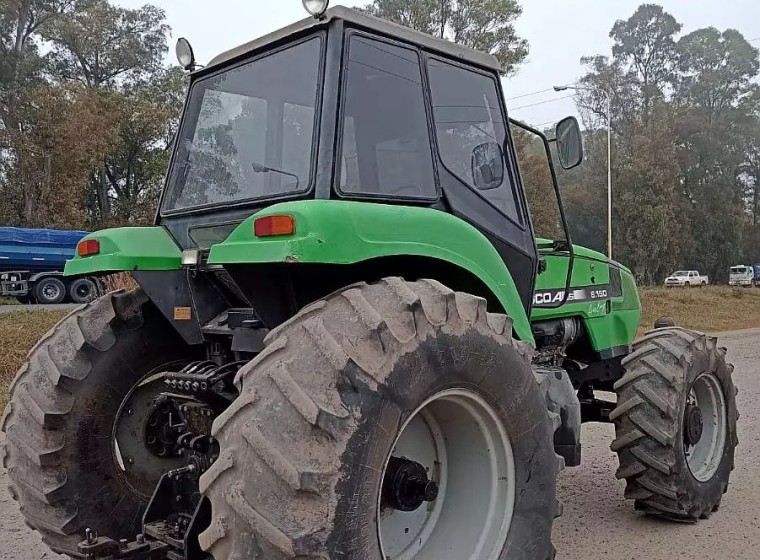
[0,297,17,305]
[640,285,760,334]
[0,309,68,410]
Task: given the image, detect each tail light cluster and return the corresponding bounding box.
[77,239,100,257]
[254,215,295,237]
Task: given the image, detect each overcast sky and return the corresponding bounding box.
[115,0,759,126]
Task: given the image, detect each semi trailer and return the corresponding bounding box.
[0,227,98,304]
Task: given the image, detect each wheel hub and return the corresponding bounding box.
[381,457,439,512]
[684,403,704,446]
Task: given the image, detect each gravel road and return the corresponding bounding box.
[0,328,758,559]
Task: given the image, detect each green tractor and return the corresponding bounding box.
[1,5,738,560]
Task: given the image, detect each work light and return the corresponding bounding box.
[303,0,329,17]
[176,38,196,71]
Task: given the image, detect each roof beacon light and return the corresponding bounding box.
[176,38,197,71]
[303,0,329,18]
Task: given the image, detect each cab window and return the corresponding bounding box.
[337,34,437,199]
[427,58,520,222]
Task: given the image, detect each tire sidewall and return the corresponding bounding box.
[327,329,556,560]
[673,347,736,511]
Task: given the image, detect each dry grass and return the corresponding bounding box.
[99,272,138,293]
[640,285,760,334]
[0,310,69,410]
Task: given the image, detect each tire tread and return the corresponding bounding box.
[611,328,738,521]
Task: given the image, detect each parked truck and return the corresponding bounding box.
[664,269,709,287]
[753,264,760,285]
[0,227,98,304]
[729,264,755,287]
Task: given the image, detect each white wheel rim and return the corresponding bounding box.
[685,373,727,482]
[378,389,515,560]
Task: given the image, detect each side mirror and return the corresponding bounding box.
[471,142,505,190]
[555,116,584,170]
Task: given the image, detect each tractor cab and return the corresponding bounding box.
[158,6,582,315]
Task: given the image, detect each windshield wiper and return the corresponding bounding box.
[251,162,300,189]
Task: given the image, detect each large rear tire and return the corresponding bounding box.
[199,278,562,560]
[1,290,194,555]
[611,327,738,521]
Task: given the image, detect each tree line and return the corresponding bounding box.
[556,4,760,284]
[0,0,184,229]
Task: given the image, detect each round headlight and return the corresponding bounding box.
[302,0,329,17]
[176,38,196,70]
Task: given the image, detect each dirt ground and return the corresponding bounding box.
[1,328,758,560]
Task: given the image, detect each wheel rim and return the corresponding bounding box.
[684,373,728,482]
[75,282,91,299]
[43,283,61,301]
[378,389,515,560]
[112,367,186,499]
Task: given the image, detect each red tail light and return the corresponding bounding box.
[254,215,295,237]
[77,239,100,257]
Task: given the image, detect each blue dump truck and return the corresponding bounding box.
[0,228,98,304]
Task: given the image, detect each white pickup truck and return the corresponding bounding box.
[664,270,709,287]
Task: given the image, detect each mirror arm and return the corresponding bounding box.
[508,117,574,309]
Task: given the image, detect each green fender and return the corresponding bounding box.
[208,200,534,343]
[531,243,641,352]
[64,227,183,276]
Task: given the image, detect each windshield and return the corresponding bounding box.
[731,267,749,273]
[672,271,688,276]
[163,36,322,212]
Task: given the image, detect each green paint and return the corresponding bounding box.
[531,240,641,352]
[64,227,182,276]
[208,200,533,343]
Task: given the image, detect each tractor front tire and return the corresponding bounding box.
[1,290,192,555]
[611,327,738,521]
[200,279,562,560]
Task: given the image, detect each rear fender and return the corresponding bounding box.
[208,200,533,343]
[64,227,182,276]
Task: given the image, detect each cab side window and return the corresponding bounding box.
[338,34,437,199]
[427,58,520,222]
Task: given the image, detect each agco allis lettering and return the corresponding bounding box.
[533,288,609,306]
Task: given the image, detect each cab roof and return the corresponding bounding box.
[206,6,502,73]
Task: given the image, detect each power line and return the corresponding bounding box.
[510,94,575,112]
[505,87,555,101]
[533,119,561,128]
